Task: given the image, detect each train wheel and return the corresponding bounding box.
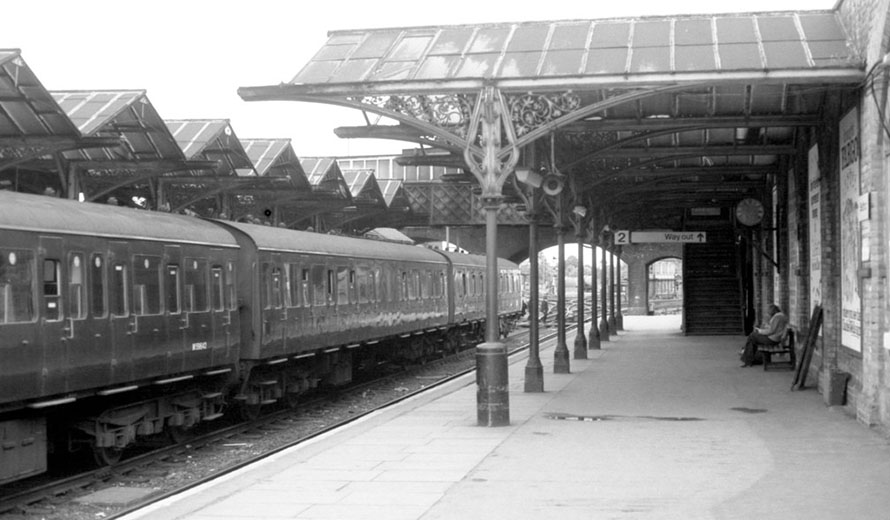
[167,425,194,445]
[92,445,123,466]
[238,402,262,421]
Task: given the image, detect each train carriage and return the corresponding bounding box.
[217,221,456,415]
[0,191,240,483]
[0,190,524,485]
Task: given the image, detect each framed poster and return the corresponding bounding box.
[839,109,861,352]
[808,145,821,308]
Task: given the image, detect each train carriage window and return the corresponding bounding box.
[401,271,408,301]
[357,266,369,304]
[460,272,467,298]
[0,249,35,324]
[211,266,225,311]
[184,258,208,312]
[110,263,128,317]
[90,254,106,317]
[326,269,335,304]
[301,268,311,306]
[68,253,86,319]
[311,265,326,306]
[166,265,180,314]
[43,259,61,321]
[336,267,349,305]
[226,262,236,310]
[133,255,161,315]
[287,263,300,307]
[262,263,283,309]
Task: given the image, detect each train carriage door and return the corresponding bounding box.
[107,241,135,383]
[183,256,212,371]
[162,245,188,374]
[131,253,166,377]
[209,255,238,363]
[64,249,109,392]
[0,245,39,402]
[36,236,66,395]
[260,257,286,356]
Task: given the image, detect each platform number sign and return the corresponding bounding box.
[614,230,630,245]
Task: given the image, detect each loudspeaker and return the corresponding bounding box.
[542,174,564,196]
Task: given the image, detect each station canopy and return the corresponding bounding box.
[239,10,863,230]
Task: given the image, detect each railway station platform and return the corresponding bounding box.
[120,316,890,520]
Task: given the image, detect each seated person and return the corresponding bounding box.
[740,303,788,367]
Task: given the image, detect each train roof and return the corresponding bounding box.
[0,191,238,247]
[435,250,520,270]
[221,221,447,263]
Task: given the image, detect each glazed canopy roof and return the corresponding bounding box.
[284,11,858,92]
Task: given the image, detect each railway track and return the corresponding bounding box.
[0,323,572,520]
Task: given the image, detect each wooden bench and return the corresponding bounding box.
[759,328,795,371]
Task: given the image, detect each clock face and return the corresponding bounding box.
[736,198,764,226]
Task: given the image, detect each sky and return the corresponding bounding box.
[6,0,838,158]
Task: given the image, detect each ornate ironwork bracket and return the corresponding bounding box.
[462,86,519,199]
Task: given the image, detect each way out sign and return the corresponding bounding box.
[614,230,707,244]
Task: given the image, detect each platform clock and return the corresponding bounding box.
[735,198,764,226]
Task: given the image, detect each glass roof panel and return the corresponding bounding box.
[585,48,628,74]
[508,24,550,52]
[454,53,499,77]
[676,45,716,72]
[756,16,800,41]
[368,62,414,81]
[675,19,713,45]
[550,23,590,50]
[430,28,474,55]
[799,13,847,40]
[469,28,510,53]
[313,44,354,61]
[352,32,400,59]
[329,59,377,82]
[717,43,763,69]
[762,41,809,68]
[809,40,852,61]
[416,56,459,79]
[293,61,340,83]
[541,49,584,75]
[716,17,757,44]
[631,47,670,73]
[499,51,542,77]
[389,35,433,61]
[590,22,631,48]
[1,101,45,134]
[633,21,671,47]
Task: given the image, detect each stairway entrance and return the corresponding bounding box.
[682,228,743,335]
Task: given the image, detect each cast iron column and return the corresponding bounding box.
[588,218,600,349]
[463,86,518,427]
[476,196,509,424]
[615,247,624,330]
[599,234,611,341]
[525,210,544,392]
[553,225,570,373]
[573,231,588,358]
[609,250,617,332]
